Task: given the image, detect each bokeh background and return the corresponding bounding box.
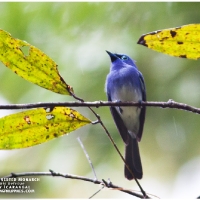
[0,2,200,198]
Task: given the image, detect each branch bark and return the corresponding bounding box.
[0,99,199,114]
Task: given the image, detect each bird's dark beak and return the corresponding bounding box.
[106,50,118,62]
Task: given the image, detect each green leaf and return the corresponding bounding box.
[0,107,91,149]
[0,29,73,95]
[137,24,200,60]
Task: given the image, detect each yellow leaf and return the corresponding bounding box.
[0,107,91,149]
[0,29,73,95]
[137,24,200,60]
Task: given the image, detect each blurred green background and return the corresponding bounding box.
[0,2,200,198]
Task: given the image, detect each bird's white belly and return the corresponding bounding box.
[112,85,142,135]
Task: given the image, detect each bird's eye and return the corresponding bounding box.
[121,55,128,60]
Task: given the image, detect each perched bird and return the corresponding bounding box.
[105,51,146,180]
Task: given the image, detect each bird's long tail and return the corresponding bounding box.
[124,137,142,180]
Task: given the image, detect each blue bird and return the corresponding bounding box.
[105,51,146,180]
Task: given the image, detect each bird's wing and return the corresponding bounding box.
[137,73,146,142]
[108,94,129,145]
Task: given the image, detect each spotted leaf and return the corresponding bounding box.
[0,107,91,149]
[0,29,73,95]
[137,24,200,60]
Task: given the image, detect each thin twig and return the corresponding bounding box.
[93,113,147,197]
[77,137,98,180]
[69,90,148,197]
[70,93,148,196]
[89,185,104,199]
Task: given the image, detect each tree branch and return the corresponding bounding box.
[1,98,197,198]
[1,170,147,198]
[0,99,199,114]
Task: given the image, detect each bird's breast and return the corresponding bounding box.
[112,84,142,102]
[111,84,142,135]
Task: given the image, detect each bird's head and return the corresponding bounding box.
[106,50,136,67]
